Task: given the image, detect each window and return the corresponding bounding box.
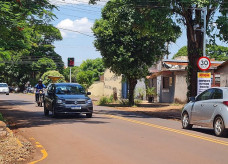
[196,89,214,101]
[163,77,169,89]
[211,89,223,99]
[55,85,85,95]
[0,84,8,87]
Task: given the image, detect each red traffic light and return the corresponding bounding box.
[68,58,74,67]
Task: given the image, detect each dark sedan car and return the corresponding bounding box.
[44,83,93,118]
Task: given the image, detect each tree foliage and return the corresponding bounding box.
[79,58,105,81]
[63,58,105,86]
[92,0,180,105]
[0,1,63,89]
[76,71,94,90]
[41,70,65,86]
[32,57,57,76]
[173,45,228,61]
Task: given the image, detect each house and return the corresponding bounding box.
[215,60,228,87]
[147,58,224,103]
[88,69,146,99]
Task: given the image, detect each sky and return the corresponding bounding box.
[49,0,227,66]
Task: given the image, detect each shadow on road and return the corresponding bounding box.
[191,127,215,136]
[96,106,181,121]
[0,100,110,130]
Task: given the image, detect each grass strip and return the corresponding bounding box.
[0,113,5,122]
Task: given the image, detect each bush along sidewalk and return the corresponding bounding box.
[0,113,5,122]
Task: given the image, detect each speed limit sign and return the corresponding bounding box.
[197,57,211,71]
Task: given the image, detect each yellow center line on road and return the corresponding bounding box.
[105,114,228,146]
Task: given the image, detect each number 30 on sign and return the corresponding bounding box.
[197,57,211,71]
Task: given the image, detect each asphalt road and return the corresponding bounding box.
[1,94,228,164]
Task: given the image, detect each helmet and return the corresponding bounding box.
[38,79,43,82]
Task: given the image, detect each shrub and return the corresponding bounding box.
[41,70,65,85]
[97,96,113,105]
[0,113,5,122]
[119,99,142,106]
[134,99,142,105]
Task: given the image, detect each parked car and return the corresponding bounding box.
[0,83,9,95]
[44,83,93,118]
[181,87,228,137]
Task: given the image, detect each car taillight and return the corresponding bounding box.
[223,101,228,106]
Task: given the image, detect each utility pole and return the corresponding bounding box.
[193,7,207,57]
[202,7,207,57]
[70,67,72,83]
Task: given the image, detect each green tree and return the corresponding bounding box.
[79,58,105,81]
[32,57,57,76]
[0,1,64,89]
[172,45,228,61]
[172,46,188,59]
[92,0,180,105]
[207,45,228,61]
[41,70,65,86]
[76,71,94,90]
[63,66,80,82]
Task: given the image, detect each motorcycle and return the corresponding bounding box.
[36,89,44,107]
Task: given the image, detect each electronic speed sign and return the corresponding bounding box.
[68,57,74,67]
[197,57,211,71]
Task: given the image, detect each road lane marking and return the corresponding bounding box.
[105,114,228,146]
[29,138,48,164]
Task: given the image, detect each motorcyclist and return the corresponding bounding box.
[35,79,46,102]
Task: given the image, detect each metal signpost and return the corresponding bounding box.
[68,58,75,83]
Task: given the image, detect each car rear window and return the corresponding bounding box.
[0,84,8,87]
[55,85,85,95]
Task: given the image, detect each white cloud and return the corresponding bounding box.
[56,18,93,38]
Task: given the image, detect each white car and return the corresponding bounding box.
[181,87,228,137]
[0,83,9,95]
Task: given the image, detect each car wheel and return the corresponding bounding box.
[182,112,193,129]
[86,113,92,118]
[214,116,227,137]
[44,103,49,116]
[6,93,9,95]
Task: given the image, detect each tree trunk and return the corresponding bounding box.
[128,78,137,106]
[186,8,204,98]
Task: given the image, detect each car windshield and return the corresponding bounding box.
[55,85,85,95]
[0,84,8,87]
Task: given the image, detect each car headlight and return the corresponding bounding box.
[87,100,92,104]
[57,99,64,104]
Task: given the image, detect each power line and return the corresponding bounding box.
[59,5,100,13]
[58,27,94,37]
[56,11,96,21]
[51,0,105,7]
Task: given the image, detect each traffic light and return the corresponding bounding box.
[68,58,74,67]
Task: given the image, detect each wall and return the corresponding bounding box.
[88,81,104,97]
[216,64,228,87]
[134,79,146,100]
[103,69,122,98]
[174,71,188,103]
